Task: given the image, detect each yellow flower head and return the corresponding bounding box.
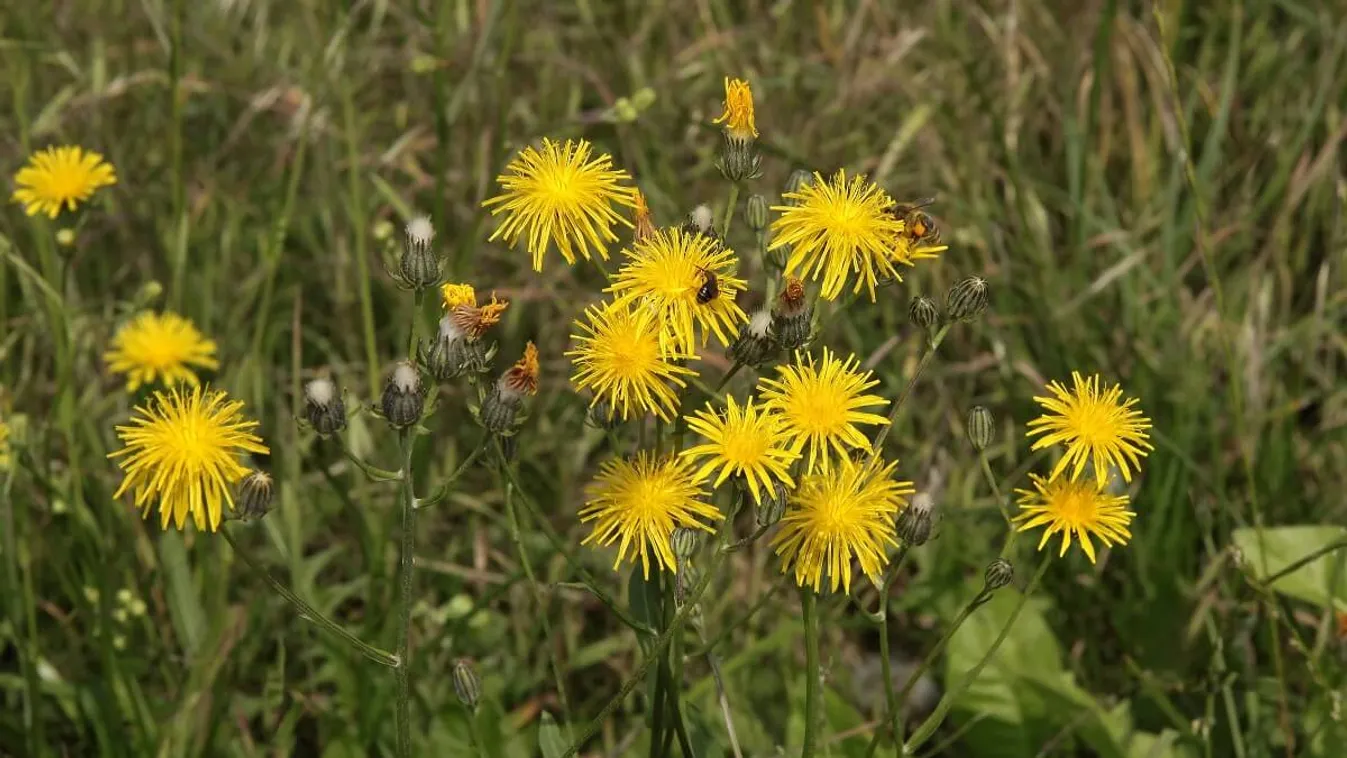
[773,456,914,593]
[606,227,748,355]
[567,300,698,422]
[712,77,758,142]
[104,311,220,392]
[580,452,722,578]
[768,170,907,301]
[440,282,509,340]
[108,385,270,531]
[1013,473,1134,563]
[483,138,639,272]
[501,341,541,397]
[757,348,890,473]
[681,395,799,504]
[11,145,117,218]
[0,416,11,472]
[1025,371,1153,484]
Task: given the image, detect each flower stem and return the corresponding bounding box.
[220,529,397,667]
[903,556,1051,754]
[868,323,950,462]
[394,429,418,757]
[976,452,1019,556]
[800,588,821,758]
[649,571,668,758]
[719,183,740,240]
[418,440,488,509]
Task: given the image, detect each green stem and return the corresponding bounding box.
[801,588,821,758]
[868,324,950,462]
[343,82,380,401]
[889,588,992,749]
[166,0,187,309]
[337,436,402,482]
[418,440,488,509]
[1262,539,1347,586]
[220,529,397,667]
[465,713,485,757]
[394,429,418,757]
[976,453,1018,557]
[650,571,668,758]
[719,184,740,240]
[407,289,425,360]
[903,556,1051,754]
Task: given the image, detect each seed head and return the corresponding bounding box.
[945,276,989,322]
[728,311,779,368]
[304,378,347,436]
[691,204,715,235]
[895,492,935,547]
[398,215,440,290]
[966,406,995,452]
[381,362,425,428]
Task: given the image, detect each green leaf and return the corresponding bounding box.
[1232,526,1347,610]
[537,713,566,758]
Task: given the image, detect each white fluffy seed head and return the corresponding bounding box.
[691,204,714,233]
[748,310,772,337]
[305,377,337,407]
[438,314,464,341]
[392,362,421,393]
[405,215,435,249]
[910,492,935,516]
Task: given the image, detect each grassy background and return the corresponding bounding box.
[2,0,1345,756]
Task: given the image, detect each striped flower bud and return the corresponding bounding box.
[966,406,994,452]
[945,276,989,322]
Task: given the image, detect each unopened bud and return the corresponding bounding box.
[585,398,622,430]
[381,362,425,428]
[945,276,989,322]
[966,406,994,452]
[784,169,813,199]
[452,658,481,710]
[716,133,763,183]
[727,311,778,367]
[895,493,935,547]
[745,194,769,233]
[983,559,1014,592]
[233,470,274,521]
[756,480,790,528]
[399,216,440,290]
[908,296,940,329]
[56,228,76,247]
[672,527,702,562]
[304,378,346,436]
[477,343,538,434]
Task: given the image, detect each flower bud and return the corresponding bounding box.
[784,169,813,199]
[895,492,935,547]
[727,311,778,368]
[56,228,76,247]
[675,563,701,610]
[945,276,989,322]
[420,315,490,382]
[745,194,769,233]
[399,216,440,290]
[716,133,763,183]
[966,406,994,452]
[304,378,347,436]
[771,277,813,352]
[909,296,940,329]
[984,559,1014,592]
[585,398,622,430]
[381,362,425,429]
[672,527,702,562]
[756,480,790,528]
[452,658,481,711]
[233,470,274,521]
[477,343,539,434]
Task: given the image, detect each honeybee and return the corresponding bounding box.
[891,197,941,246]
[694,266,720,305]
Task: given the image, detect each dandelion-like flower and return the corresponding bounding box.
[108,385,270,531]
[1013,473,1135,563]
[483,138,638,272]
[439,282,509,340]
[0,417,11,472]
[568,300,698,422]
[607,227,747,355]
[579,452,721,578]
[681,395,798,504]
[11,145,117,218]
[104,311,220,392]
[768,170,907,301]
[773,456,914,593]
[1025,371,1153,484]
[712,77,758,142]
[757,348,889,473]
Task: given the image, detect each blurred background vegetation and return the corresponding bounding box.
[1,0,1345,756]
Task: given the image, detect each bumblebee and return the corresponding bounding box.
[694,266,720,305]
[891,197,941,246]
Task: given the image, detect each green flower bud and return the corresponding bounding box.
[945,276,989,322]
[784,169,813,199]
[304,378,347,436]
[716,133,763,183]
[585,398,622,430]
[909,296,940,329]
[756,480,790,528]
[672,527,702,562]
[745,194,769,233]
[381,362,426,429]
[966,406,995,452]
[983,559,1014,592]
[452,658,481,711]
[233,470,274,521]
[728,311,779,368]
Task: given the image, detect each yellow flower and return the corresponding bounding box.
[772,456,914,593]
[11,145,117,218]
[567,300,698,422]
[606,227,748,355]
[501,341,541,397]
[108,385,270,531]
[757,348,890,473]
[440,283,477,309]
[579,452,721,578]
[483,138,638,272]
[0,417,11,472]
[1025,371,1153,484]
[768,170,907,301]
[712,77,758,142]
[439,282,509,340]
[1013,473,1134,563]
[104,311,220,392]
[681,395,798,504]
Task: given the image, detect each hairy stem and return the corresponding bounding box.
[394,429,418,757]
[801,588,821,758]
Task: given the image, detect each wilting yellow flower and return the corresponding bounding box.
[568,300,698,422]
[501,341,540,397]
[11,145,117,218]
[712,77,758,142]
[681,395,798,504]
[607,227,748,355]
[632,190,656,244]
[1025,371,1153,485]
[773,456,913,593]
[580,452,721,578]
[483,138,638,272]
[1013,473,1134,563]
[768,170,907,301]
[104,311,220,392]
[439,282,509,340]
[108,385,269,531]
[757,348,889,473]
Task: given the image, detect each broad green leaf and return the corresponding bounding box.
[1232,526,1347,611]
[538,713,567,758]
